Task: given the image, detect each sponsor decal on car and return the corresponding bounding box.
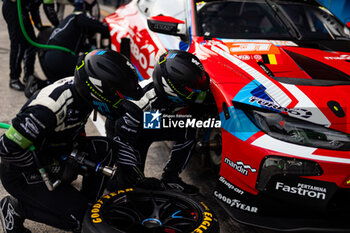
[227,42,281,56]
[275,182,327,200]
[233,54,282,64]
[249,96,312,118]
[324,54,350,60]
[229,39,298,46]
[212,45,292,107]
[214,190,258,213]
[219,176,244,195]
[234,54,262,60]
[206,39,298,47]
[224,157,256,176]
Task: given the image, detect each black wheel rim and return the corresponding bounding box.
[102,191,202,233]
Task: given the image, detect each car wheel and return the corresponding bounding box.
[196,128,222,172]
[82,188,219,233]
[208,128,222,168]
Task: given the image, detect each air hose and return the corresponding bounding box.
[0,123,10,130]
[17,0,76,55]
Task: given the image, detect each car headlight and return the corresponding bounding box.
[246,108,350,151]
[256,156,323,191]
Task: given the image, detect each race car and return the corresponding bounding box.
[103,0,350,231]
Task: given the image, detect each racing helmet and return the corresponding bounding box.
[70,0,99,19]
[74,49,142,119]
[153,50,210,104]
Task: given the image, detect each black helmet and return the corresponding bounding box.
[153,50,210,104]
[74,49,142,119]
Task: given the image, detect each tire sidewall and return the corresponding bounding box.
[82,188,219,233]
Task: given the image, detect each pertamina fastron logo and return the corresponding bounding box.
[143,111,221,129]
[275,182,327,200]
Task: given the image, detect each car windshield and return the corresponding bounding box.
[196,0,350,40]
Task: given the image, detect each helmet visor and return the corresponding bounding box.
[164,76,208,103]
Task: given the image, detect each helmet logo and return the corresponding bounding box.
[161,77,177,97]
[112,99,123,109]
[92,100,115,119]
[191,58,204,71]
[167,53,177,59]
[90,50,107,56]
[85,78,124,112]
[192,58,200,66]
[88,77,103,93]
[86,81,111,103]
[92,101,110,114]
[164,77,196,100]
[126,61,135,71]
[158,52,177,65]
[76,60,85,70]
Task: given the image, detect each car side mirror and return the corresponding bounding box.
[147,15,186,37]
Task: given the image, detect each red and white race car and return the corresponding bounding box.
[104,0,350,231]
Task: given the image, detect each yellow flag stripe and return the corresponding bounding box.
[268,54,277,64]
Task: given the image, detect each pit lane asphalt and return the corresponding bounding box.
[0,3,276,232]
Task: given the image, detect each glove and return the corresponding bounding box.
[135,177,165,191]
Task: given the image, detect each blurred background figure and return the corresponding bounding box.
[2,0,59,91]
[25,0,108,98]
[56,0,100,22]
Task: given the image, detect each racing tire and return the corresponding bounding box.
[82,188,219,233]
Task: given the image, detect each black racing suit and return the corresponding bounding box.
[2,0,59,81]
[40,13,110,83]
[0,77,117,231]
[105,78,201,188]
